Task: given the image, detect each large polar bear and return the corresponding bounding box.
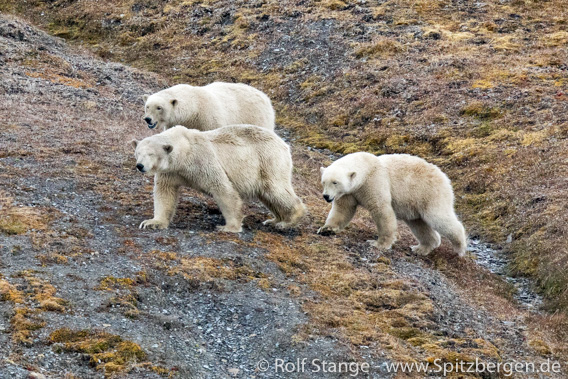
[317,152,467,256]
[142,83,275,131]
[132,125,305,232]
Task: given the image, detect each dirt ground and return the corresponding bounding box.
[0,14,567,379]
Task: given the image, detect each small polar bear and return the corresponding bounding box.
[132,124,305,232]
[142,83,275,131]
[317,152,467,256]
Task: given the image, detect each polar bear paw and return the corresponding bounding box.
[264,218,299,230]
[275,221,295,230]
[139,219,168,230]
[411,244,433,256]
[317,225,340,235]
[367,239,393,251]
[216,225,242,233]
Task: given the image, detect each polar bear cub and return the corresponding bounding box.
[142,82,275,131]
[132,125,305,232]
[318,152,467,256]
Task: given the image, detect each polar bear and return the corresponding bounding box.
[317,152,467,256]
[132,124,305,232]
[142,83,275,131]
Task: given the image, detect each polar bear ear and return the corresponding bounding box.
[320,167,325,175]
[131,139,139,149]
[170,99,178,107]
[163,144,173,154]
[349,172,356,180]
[143,94,149,103]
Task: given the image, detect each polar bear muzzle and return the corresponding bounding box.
[143,117,158,129]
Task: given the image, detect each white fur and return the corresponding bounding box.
[318,152,467,256]
[133,125,305,232]
[142,83,275,131]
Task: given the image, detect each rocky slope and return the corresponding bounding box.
[0,12,567,379]
[1,0,566,311]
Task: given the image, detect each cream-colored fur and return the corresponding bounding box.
[132,125,305,232]
[142,83,275,131]
[317,152,467,256]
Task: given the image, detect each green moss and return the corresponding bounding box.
[461,102,502,120]
[469,122,494,138]
[0,217,27,235]
[97,276,135,291]
[50,328,148,375]
[389,327,423,340]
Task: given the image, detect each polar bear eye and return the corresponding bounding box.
[332,181,338,185]
[156,106,162,111]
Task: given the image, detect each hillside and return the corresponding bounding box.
[1,0,566,312]
[0,4,567,379]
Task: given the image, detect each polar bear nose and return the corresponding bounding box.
[136,163,144,172]
[323,194,332,203]
[143,117,152,125]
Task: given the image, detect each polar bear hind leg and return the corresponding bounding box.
[423,212,467,256]
[260,184,305,229]
[405,218,441,256]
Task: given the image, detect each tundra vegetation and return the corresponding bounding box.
[0,0,567,377]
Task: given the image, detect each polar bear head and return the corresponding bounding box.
[142,93,179,130]
[132,138,173,175]
[320,165,357,203]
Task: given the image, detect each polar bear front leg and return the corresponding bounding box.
[211,187,244,233]
[317,195,358,234]
[367,202,397,250]
[140,179,180,230]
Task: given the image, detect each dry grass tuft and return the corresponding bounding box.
[147,250,268,289]
[0,192,50,235]
[95,274,148,319]
[11,307,45,345]
[49,329,151,376]
[18,271,68,313]
[0,277,25,303]
[252,231,501,365]
[25,70,92,89]
[354,38,404,58]
[1,272,68,344]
